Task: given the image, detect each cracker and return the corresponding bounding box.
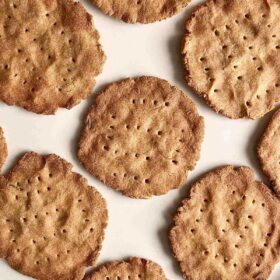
[86,257,167,280]
[170,166,280,280]
[0,127,7,171]
[0,152,108,280]
[0,0,105,114]
[258,108,280,195]
[90,0,191,23]
[78,76,204,198]
[183,0,280,119]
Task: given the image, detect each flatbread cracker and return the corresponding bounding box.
[0,0,105,114]
[183,0,280,119]
[0,127,7,171]
[78,76,204,198]
[0,152,108,280]
[258,108,280,195]
[90,0,191,23]
[86,257,167,280]
[170,166,280,280]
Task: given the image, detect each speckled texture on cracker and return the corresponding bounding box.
[78,76,204,198]
[0,127,7,171]
[0,0,105,114]
[86,257,167,280]
[258,108,280,195]
[90,0,191,23]
[170,166,280,280]
[183,0,280,119]
[0,152,108,280]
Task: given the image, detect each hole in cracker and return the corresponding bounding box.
[237,76,243,80]
[165,102,170,107]
[257,66,263,71]
[245,13,250,19]
[172,160,178,165]
[134,176,139,181]
[214,30,219,36]
[103,145,109,151]
[144,179,150,184]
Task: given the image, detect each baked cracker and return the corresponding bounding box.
[86,257,167,280]
[0,127,7,171]
[170,166,280,280]
[90,0,191,23]
[183,0,280,119]
[0,0,105,114]
[78,76,204,198]
[258,108,280,195]
[0,152,108,280]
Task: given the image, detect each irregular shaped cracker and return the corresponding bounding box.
[258,108,280,195]
[86,257,167,280]
[0,127,7,171]
[90,0,191,23]
[0,152,108,280]
[78,76,204,198]
[0,0,105,114]
[170,166,280,280]
[183,0,280,119]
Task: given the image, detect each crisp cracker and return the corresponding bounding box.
[258,108,280,195]
[183,0,280,119]
[0,0,105,114]
[78,76,204,198]
[86,257,167,280]
[0,152,108,280]
[90,0,191,23]
[0,127,7,171]
[170,166,280,280]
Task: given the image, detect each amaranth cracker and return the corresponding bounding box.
[86,257,167,280]
[78,76,204,198]
[90,0,191,23]
[170,166,280,280]
[0,0,105,114]
[0,152,108,280]
[258,108,280,195]
[183,0,280,119]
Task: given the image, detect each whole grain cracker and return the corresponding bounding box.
[0,0,105,114]
[183,0,280,119]
[170,166,280,280]
[0,127,7,171]
[0,152,108,280]
[90,0,191,23]
[78,76,204,198]
[86,257,167,280]
[258,108,280,195]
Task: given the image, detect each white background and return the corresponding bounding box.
[0,0,279,279]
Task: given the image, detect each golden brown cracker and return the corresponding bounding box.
[0,152,108,280]
[183,0,280,119]
[86,257,167,280]
[90,0,191,23]
[78,76,204,198]
[170,166,280,280]
[258,108,280,195]
[0,127,7,171]
[0,0,105,114]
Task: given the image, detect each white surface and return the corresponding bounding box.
[0,0,279,279]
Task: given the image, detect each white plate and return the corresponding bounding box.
[0,0,279,279]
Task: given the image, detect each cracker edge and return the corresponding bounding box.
[0,127,8,172]
[257,108,280,196]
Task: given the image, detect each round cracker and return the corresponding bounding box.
[0,0,105,114]
[90,0,191,23]
[258,108,280,195]
[183,0,280,119]
[78,76,204,198]
[86,257,167,280]
[170,166,280,280]
[0,152,108,280]
[0,127,7,171]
